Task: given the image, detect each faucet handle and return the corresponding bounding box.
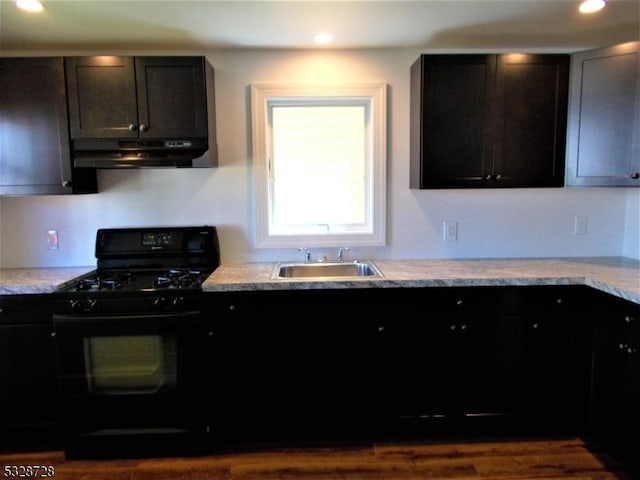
[298,247,311,263]
[337,247,350,262]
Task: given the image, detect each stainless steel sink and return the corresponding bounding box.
[271,260,384,280]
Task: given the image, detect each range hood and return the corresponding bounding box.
[71,138,215,168]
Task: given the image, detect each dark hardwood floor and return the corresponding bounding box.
[0,437,632,479]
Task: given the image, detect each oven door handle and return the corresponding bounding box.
[53,311,201,326]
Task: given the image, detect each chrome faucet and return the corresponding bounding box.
[298,247,311,263]
[337,247,350,262]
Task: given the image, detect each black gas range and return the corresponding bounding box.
[52,226,220,459]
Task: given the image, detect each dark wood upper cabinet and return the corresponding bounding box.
[0,57,97,195]
[566,41,640,186]
[410,54,569,189]
[410,55,494,188]
[65,56,137,139]
[135,57,209,139]
[65,56,209,140]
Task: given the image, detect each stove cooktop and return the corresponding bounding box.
[63,268,213,293]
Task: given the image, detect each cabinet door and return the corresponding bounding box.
[410,55,495,188]
[566,41,640,186]
[65,56,138,139]
[387,288,525,419]
[457,312,524,416]
[522,287,590,430]
[257,290,386,423]
[1,295,61,449]
[591,317,632,457]
[590,297,640,473]
[206,318,264,434]
[204,290,388,435]
[0,58,74,195]
[493,54,568,187]
[0,324,58,426]
[135,57,208,138]
[627,335,640,476]
[386,310,452,417]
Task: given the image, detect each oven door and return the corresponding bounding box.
[53,311,205,457]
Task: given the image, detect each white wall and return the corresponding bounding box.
[0,48,638,267]
[623,189,640,259]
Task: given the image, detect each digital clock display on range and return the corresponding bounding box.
[141,232,173,247]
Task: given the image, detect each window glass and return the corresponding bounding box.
[271,104,367,232]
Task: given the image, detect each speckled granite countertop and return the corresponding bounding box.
[203,257,640,304]
[1,258,638,304]
[0,267,94,294]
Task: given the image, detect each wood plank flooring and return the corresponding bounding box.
[0,437,632,480]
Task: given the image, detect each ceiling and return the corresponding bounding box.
[1,0,638,52]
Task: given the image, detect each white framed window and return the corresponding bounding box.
[251,83,387,248]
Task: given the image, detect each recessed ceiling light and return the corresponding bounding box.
[314,32,333,44]
[15,0,44,12]
[579,0,606,13]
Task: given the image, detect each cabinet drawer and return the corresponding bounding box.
[204,289,387,322]
[397,286,527,316]
[592,292,640,334]
[0,295,52,325]
[528,285,591,313]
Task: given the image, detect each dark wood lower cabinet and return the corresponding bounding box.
[386,287,526,421]
[0,295,61,450]
[204,289,388,438]
[521,286,593,432]
[202,285,639,476]
[205,287,534,433]
[589,293,640,476]
[3,285,638,477]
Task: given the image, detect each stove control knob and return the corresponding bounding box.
[70,300,83,312]
[172,296,185,308]
[87,299,100,312]
[154,297,167,309]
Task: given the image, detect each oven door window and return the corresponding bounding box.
[84,335,177,394]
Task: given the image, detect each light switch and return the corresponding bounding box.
[574,216,588,235]
[443,221,458,242]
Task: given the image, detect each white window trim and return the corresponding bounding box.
[250,83,387,248]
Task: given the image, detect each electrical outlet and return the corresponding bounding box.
[574,216,588,235]
[443,220,458,242]
[47,229,59,250]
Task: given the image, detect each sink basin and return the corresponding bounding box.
[271,260,384,280]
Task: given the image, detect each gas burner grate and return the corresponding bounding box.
[75,272,136,291]
[154,270,204,289]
